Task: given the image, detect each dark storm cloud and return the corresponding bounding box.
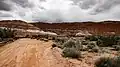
[80,0,97,9]
[93,0,120,14]
[72,0,120,14]
[0,0,11,11]
[11,0,34,8]
[0,0,120,22]
[71,0,96,9]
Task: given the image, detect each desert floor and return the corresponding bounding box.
[0,38,112,67]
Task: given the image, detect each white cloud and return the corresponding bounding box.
[0,0,120,22]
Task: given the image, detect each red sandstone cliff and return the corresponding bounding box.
[0,20,39,30]
[31,21,120,35]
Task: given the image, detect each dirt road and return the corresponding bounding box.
[0,38,117,67]
[0,38,83,67]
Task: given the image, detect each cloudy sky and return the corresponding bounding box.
[0,0,120,22]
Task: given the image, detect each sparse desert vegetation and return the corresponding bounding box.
[0,28,14,38]
[85,35,120,47]
[0,28,15,46]
[62,39,82,58]
[52,35,120,67]
[0,20,120,67]
[53,35,120,55]
[95,56,120,67]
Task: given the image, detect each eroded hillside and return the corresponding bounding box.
[31,21,120,36]
[0,20,39,30]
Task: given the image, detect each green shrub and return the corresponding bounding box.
[97,39,103,47]
[54,38,66,45]
[75,40,83,51]
[62,39,83,49]
[85,36,98,41]
[86,35,120,47]
[0,28,15,38]
[113,45,120,51]
[87,41,100,52]
[101,47,111,53]
[87,41,97,48]
[61,39,83,58]
[95,57,113,67]
[95,56,120,67]
[63,39,76,48]
[91,47,100,52]
[100,36,118,46]
[52,43,63,48]
[117,41,120,45]
[53,37,67,49]
[81,41,89,45]
[62,47,81,58]
[113,56,120,67]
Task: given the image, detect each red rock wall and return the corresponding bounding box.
[31,21,120,35]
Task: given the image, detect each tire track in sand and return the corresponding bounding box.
[0,38,79,67]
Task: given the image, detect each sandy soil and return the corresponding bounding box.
[0,38,84,67]
[1,38,117,67]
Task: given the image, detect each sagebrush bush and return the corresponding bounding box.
[100,36,118,46]
[62,47,81,58]
[91,47,100,52]
[61,39,83,58]
[54,37,66,45]
[85,35,120,47]
[117,41,120,45]
[75,40,83,51]
[95,56,120,67]
[95,57,113,67]
[113,56,120,67]
[81,41,89,45]
[101,47,111,53]
[85,35,98,41]
[87,41,97,49]
[63,39,76,48]
[87,41,100,52]
[113,45,120,51]
[0,28,14,38]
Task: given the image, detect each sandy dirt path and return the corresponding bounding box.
[0,38,82,67]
